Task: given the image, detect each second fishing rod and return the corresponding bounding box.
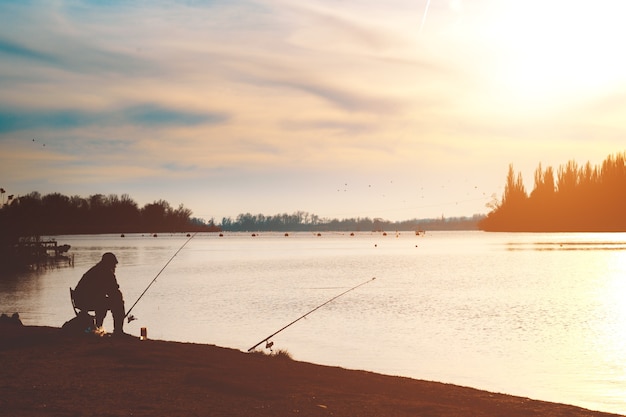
[248,276,376,352]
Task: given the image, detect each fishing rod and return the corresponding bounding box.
[247,276,376,352]
[125,232,197,323]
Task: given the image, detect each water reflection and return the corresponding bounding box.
[506,237,626,251]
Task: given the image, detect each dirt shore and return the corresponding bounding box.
[0,323,622,417]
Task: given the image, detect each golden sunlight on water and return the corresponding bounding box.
[566,248,626,410]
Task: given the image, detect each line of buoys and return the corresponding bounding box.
[149,231,424,240]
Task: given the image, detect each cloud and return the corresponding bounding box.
[281,119,376,136]
[0,38,62,66]
[121,105,227,127]
[0,105,229,133]
[161,162,199,173]
[278,79,404,114]
[282,4,408,53]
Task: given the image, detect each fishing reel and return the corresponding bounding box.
[265,340,274,351]
[127,314,137,323]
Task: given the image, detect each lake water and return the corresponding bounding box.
[1,231,625,415]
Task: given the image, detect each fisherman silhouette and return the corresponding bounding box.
[74,252,127,336]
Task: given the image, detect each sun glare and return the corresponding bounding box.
[611,251,626,320]
[488,1,626,105]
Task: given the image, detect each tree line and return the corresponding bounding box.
[0,191,484,240]
[0,192,215,240]
[0,191,222,270]
[219,212,483,232]
[479,152,626,231]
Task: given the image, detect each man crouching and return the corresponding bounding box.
[74,252,126,336]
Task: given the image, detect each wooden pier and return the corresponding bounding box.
[12,239,74,268]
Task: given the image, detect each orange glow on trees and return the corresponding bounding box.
[480,152,626,232]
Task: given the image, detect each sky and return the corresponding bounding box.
[1,0,626,223]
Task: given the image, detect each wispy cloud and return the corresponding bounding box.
[0,38,62,65]
[281,119,376,136]
[279,2,411,53]
[0,105,229,133]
